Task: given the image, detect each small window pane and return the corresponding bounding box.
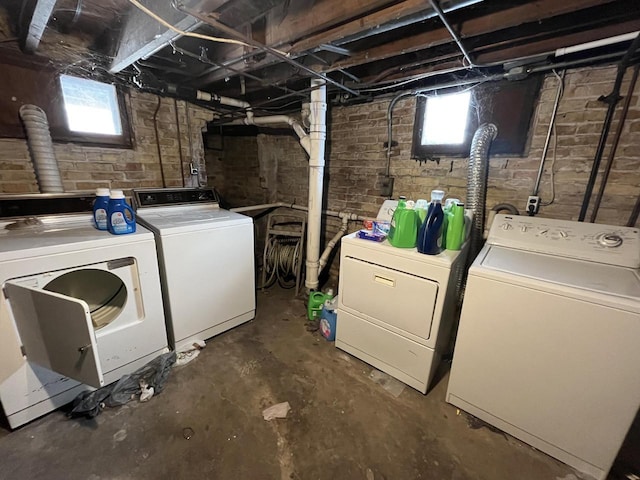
[60,75,122,136]
[421,91,471,145]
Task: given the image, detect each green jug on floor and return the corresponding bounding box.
[388,197,419,248]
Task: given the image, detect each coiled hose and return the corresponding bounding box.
[262,237,302,289]
[19,105,64,193]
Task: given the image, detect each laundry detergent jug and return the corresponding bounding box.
[417,190,445,255]
[388,197,418,248]
[445,202,465,250]
[93,188,110,230]
[107,190,136,235]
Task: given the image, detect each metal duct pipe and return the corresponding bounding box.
[19,105,64,193]
[466,123,498,259]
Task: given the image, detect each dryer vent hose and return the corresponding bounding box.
[466,123,498,260]
[19,104,64,193]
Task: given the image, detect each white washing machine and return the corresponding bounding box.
[133,188,255,351]
[446,214,640,480]
[0,194,169,429]
[336,229,468,394]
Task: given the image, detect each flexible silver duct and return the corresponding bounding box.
[19,105,64,193]
[466,123,498,259]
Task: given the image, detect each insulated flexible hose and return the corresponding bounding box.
[19,105,64,193]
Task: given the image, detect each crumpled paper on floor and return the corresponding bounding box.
[262,402,291,421]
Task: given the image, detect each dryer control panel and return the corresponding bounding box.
[487,214,640,268]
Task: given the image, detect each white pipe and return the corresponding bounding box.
[230,203,363,275]
[19,105,64,193]
[318,214,349,270]
[230,202,365,222]
[305,79,327,291]
[555,31,640,57]
[198,90,254,121]
[228,115,310,154]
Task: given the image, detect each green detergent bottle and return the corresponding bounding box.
[307,289,333,320]
[388,197,419,248]
[445,203,465,250]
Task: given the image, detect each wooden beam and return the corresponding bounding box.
[193,0,618,87]
[20,0,57,54]
[191,0,398,86]
[322,0,619,73]
[475,19,640,64]
[291,0,476,53]
[264,0,397,47]
[110,0,230,73]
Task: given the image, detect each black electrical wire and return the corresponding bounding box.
[152,97,167,188]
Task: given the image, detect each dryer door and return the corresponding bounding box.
[4,282,105,388]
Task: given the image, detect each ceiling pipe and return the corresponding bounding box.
[555,31,640,57]
[228,115,310,154]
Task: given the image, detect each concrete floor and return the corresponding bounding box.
[0,287,582,480]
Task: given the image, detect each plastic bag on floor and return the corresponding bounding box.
[69,351,176,419]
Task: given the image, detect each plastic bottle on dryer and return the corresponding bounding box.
[445,203,465,251]
[107,190,136,235]
[93,188,110,231]
[388,197,419,248]
[417,190,445,255]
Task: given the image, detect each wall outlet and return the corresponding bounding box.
[526,195,540,216]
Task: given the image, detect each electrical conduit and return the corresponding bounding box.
[19,105,64,193]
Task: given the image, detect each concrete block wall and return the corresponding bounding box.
[0,89,214,194]
[204,64,640,281]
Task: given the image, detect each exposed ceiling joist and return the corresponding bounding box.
[20,0,57,54]
[291,0,480,53]
[475,19,640,64]
[109,0,231,73]
[321,0,621,73]
[190,0,411,86]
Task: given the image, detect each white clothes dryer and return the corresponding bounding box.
[133,188,255,351]
[336,232,468,394]
[447,214,640,480]
[0,194,169,429]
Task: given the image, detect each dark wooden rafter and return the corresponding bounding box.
[322,0,621,73]
[191,0,404,86]
[19,0,57,54]
[191,0,621,89]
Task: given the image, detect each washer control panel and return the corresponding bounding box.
[488,214,640,268]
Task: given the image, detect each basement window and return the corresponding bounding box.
[421,91,471,146]
[60,75,123,136]
[412,76,542,160]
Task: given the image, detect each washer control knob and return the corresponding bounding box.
[501,223,513,231]
[520,225,528,232]
[558,230,568,238]
[598,233,623,248]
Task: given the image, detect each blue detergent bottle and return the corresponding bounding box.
[93,188,110,230]
[107,190,136,235]
[417,189,445,255]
